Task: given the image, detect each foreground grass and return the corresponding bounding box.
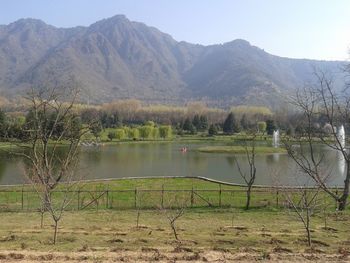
[0,178,349,261]
[0,208,349,257]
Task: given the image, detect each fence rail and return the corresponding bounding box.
[0,186,341,212]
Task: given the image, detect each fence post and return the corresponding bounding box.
[276,189,279,207]
[111,191,113,209]
[191,187,194,207]
[161,184,164,208]
[335,186,338,209]
[134,188,137,208]
[106,190,109,209]
[219,184,222,207]
[77,190,80,210]
[21,188,24,211]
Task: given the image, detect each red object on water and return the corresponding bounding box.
[181,147,187,153]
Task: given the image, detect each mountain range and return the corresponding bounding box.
[0,15,346,107]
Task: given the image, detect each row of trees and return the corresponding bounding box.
[106,124,172,141]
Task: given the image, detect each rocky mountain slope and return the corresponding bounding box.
[0,15,346,107]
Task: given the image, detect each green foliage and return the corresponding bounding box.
[266,119,276,135]
[223,113,240,134]
[151,127,159,139]
[192,115,201,130]
[90,121,103,139]
[115,129,126,140]
[257,121,267,134]
[101,112,122,128]
[107,131,116,141]
[208,124,218,136]
[139,125,153,139]
[183,118,192,131]
[192,115,208,131]
[144,121,156,127]
[240,114,249,130]
[199,115,208,131]
[0,110,7,138]
[159,125,172,139]
[129,128,140,139]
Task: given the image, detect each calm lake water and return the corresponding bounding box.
[0,141,346,186]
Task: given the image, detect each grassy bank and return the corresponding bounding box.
[197,145,286,154]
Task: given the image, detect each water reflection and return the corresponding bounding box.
[0,142,347,186]
[337,151,346,177]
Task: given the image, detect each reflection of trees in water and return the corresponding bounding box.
[184,153,208,176]
[265,154,278,165]
[225,155,248,184]
[0,151,11,182]
[226,156,236,167]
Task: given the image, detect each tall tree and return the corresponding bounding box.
[284,69,350,210]
[16,86,91,244]
[223,113,240,134]
[266,119,276,135]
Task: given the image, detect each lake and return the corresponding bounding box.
[0,141,346,186]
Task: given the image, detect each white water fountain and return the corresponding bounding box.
[336,125,346,176]
[272,130,279,148]
[338,125,345,148]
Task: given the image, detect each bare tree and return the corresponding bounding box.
[15,86,90,244]
[158,195,187,241]
[285,70,350,210]
[283,186,321,247]
[234,132,257,210]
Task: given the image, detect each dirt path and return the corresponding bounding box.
[0,250,349,262]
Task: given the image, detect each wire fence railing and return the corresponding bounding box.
[0,186,342,212]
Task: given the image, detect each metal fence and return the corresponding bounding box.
[0,186,340,212]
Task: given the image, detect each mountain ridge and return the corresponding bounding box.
[0,15,346,107]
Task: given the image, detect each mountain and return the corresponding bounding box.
[0,15,346,107]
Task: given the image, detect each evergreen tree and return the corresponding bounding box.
[266,119,276,135]
[0,109,7,139]
[189,124,197,135]
[199,115,208,131]
[223,113,240,134]
[183,118,192,131]
[192,115,201,130]
[240,114,249,130]
[208,124,218,136]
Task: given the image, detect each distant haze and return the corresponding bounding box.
[0,0,349,61]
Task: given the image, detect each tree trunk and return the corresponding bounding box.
[171,223,178,240]
[338,165,350,211]
[53,220,58,245]
[306,208,311,247]
[245,185,252,210]
[136,210,140,229]
[338,195,348,211]
[40,211,44,229]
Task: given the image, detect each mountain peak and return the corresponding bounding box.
[224,39,251,47]
[10,18,49,27]
[0,15,344,107]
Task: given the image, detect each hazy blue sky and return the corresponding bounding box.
[1,0,349,60]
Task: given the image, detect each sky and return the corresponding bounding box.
[1,0,350,61]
